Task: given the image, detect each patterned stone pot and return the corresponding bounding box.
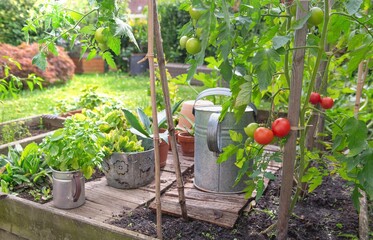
[102,148,155,189]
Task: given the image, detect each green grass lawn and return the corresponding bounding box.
[0,72,204,122]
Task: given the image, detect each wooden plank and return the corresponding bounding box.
[139,171,177,193]
[64,201,114,222]
[150,199,238,228]
[0,194,156,240]
[161,153,193,173]
[166,183,248,205]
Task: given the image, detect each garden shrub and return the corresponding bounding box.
[0,43,75,85]
[0,0,40,45]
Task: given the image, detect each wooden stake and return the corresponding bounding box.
[147,0,162,238]
[277,1,308,239]
[153,0,188,220]
[356,60,369,240]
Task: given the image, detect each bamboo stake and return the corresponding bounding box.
[147,0,162,238]
[277,1,308,239]
[356,60,369,240]
[153,0,188,220]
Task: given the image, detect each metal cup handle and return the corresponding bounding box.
[207,113,222,153]
[72,173,82,202]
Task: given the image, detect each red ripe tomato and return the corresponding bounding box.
[272,118,291,138]
[254,127,274,145]
[320,97,334,109]
[309,92,321,105]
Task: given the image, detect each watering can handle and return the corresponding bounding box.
[192,88,258,120]
[207,113,222,153]
[72,173,82,202]
[192,88,232,115]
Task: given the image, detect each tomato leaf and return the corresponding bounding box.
[86,49,97,61]
[272,35,291,50]
[107,36,121,55]
[114,17,139,50]
[255,179,264,201]
[102,51,116,69]
[229,130,243,143]
[358,149,373,198]
[235,80,252,107]
[32,52,47,71]
[217,144,239,163]
[343,117,368,157]
[252,49,280,91]
[219,59,232,82]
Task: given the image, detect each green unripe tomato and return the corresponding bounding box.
[95,27,107,44]
[179,36,189,49]
[308,7,323,26]
[244,122,259,138]
[189,7,204,20]
[186,37,201,55]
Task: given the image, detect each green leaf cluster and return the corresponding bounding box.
[217,130,281,201]
[23,0,136,70]
[0,143,51,195]
[332,117,373,201]
[40,114,105,179]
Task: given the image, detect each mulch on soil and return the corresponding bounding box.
[109,171,373,240]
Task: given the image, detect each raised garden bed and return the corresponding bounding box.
[0,115,65,155]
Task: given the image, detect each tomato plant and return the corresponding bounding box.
[179,0,372,237]
[189,7,204,20]
[185,37,201,54]
[272,118,291,138]
[308,7,323,26]
[244,122,259,138]
[254,127,274,145]
[309,92,321,105]
[179,36,189,49]
[94,27,107,44]
[320,97,334,109]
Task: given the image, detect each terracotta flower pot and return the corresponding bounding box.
[159,140,168,168]
[177,100,213,130]
[177,131,195,157]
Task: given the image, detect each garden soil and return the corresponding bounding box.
[109,171,373,240]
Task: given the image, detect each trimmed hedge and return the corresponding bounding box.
[0,43,75,85]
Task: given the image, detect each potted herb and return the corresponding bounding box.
[100,127,155,189]
[40,114,105,209]
[122,101,182,168]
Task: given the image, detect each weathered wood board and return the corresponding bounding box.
[150,148,282,228]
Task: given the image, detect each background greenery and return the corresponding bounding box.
[0,72,203,122]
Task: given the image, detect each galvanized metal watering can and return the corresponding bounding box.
[193,88,257,193]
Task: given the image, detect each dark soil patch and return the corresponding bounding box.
[109,171,373,239]
[0,121,59,145]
